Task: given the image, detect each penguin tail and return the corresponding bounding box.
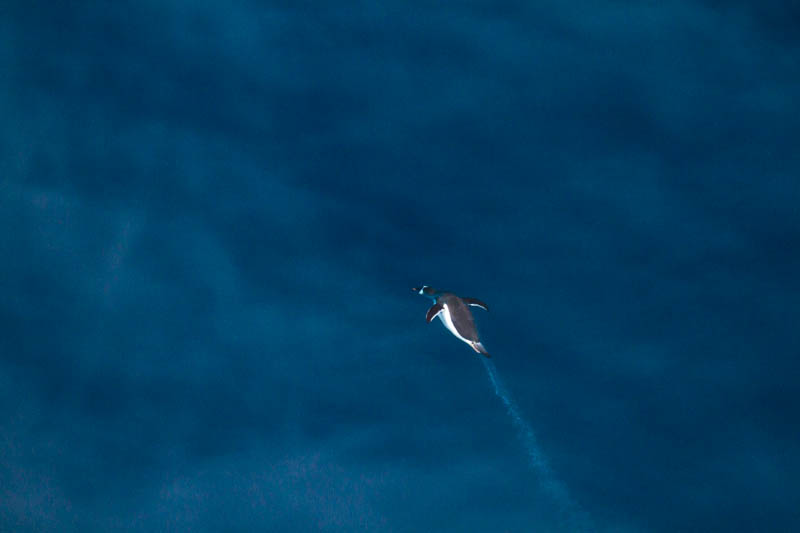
[471,342,491,358]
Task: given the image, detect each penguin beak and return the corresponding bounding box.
[412,287,420,292]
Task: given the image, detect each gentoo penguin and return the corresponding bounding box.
[412,285,491,358]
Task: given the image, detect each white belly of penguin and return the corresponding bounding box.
[438,304,471,344]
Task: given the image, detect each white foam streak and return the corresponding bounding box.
[481,357,593,532]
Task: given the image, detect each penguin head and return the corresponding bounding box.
[412,285,436,297]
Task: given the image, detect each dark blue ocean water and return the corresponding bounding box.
[2,2,799,531]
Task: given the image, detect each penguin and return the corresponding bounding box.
[412,285,491,358]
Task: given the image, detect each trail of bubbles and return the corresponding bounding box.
[481,357,592,532]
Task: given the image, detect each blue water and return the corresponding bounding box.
[1,2,799,531]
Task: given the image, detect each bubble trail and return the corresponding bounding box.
[481,357,592,532]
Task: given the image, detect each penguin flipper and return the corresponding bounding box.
[426,303,444,323]
[463,298,489,311]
